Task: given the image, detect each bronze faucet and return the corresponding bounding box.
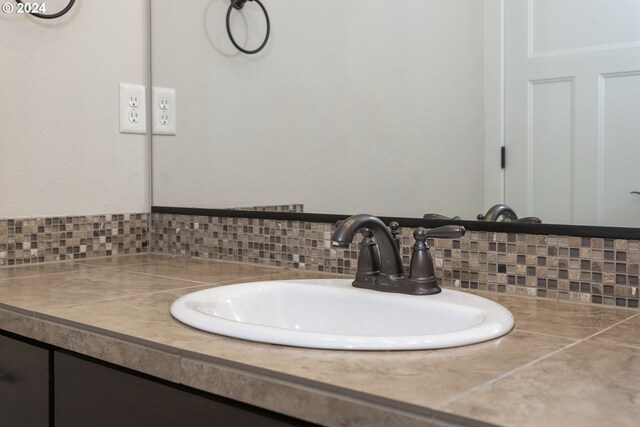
[331,214,464,295]
[477,204,542,224]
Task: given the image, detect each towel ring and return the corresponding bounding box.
[15,0,75,19]
[226,0,270,55]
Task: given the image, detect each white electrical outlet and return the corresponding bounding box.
[128,94,141,108]
[128,110,141,123]
[152,87,176,135]
[120,83,147,134]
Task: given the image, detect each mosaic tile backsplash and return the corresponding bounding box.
[150,213,639,310]
[0,213,148,266]
[2,211,637,310]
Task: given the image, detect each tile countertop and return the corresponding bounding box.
[0,254,639,427]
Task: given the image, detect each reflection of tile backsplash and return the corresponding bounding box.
[229,204,304,213]
[151,213,639,310]
[0,214,148,266]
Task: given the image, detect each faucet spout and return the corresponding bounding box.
[331,214,403,277]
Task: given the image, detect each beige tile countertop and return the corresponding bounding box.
[1,254,639,426]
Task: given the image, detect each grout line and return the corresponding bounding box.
[435,313,639,409]
[99,268,219,285]
[599,341,640,351]
[30,272,299,312]
[95,268,305,288]
[80,253,177,268]
[83,261,164,270]
[0,265,108,282]
[511,328,579,341]
[139,271,305,293]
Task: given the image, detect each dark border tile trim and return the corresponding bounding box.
[152,207,640,240]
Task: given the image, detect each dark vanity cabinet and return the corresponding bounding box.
[1,331,308,427]
[54,352,303,427]
[0,333,51,427]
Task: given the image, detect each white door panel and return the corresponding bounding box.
[601,73,640,227]
[530,0,640,55]
[529,78,574,222]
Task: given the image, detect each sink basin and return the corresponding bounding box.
[170,279,514,350]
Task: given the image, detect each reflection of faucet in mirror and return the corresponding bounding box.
[477,204,542,224]
[477,204,517,221]
[423,213,461,220]
[331,214,465,295]
[423,207,541,223]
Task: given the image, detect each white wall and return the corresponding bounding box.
[0,0,150,218]
[152,0,486,219]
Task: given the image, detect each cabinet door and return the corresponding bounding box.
[0,333,50,427]
[55,352,309,427]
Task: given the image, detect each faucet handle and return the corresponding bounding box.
[389,221,400,251]
[356,228,380,274]
[408,227,440,294]
[426,225,465,239]
[413,227,428,243]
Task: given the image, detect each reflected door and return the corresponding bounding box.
[505,0,640,226]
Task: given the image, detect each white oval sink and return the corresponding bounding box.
[170,279,514,350]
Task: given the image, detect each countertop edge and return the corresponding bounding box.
[1,304,495,427]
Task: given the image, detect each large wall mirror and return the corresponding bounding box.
[150,0,640,233]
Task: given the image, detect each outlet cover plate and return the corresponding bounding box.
[152,87,176,135]
[120,83,147,134]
